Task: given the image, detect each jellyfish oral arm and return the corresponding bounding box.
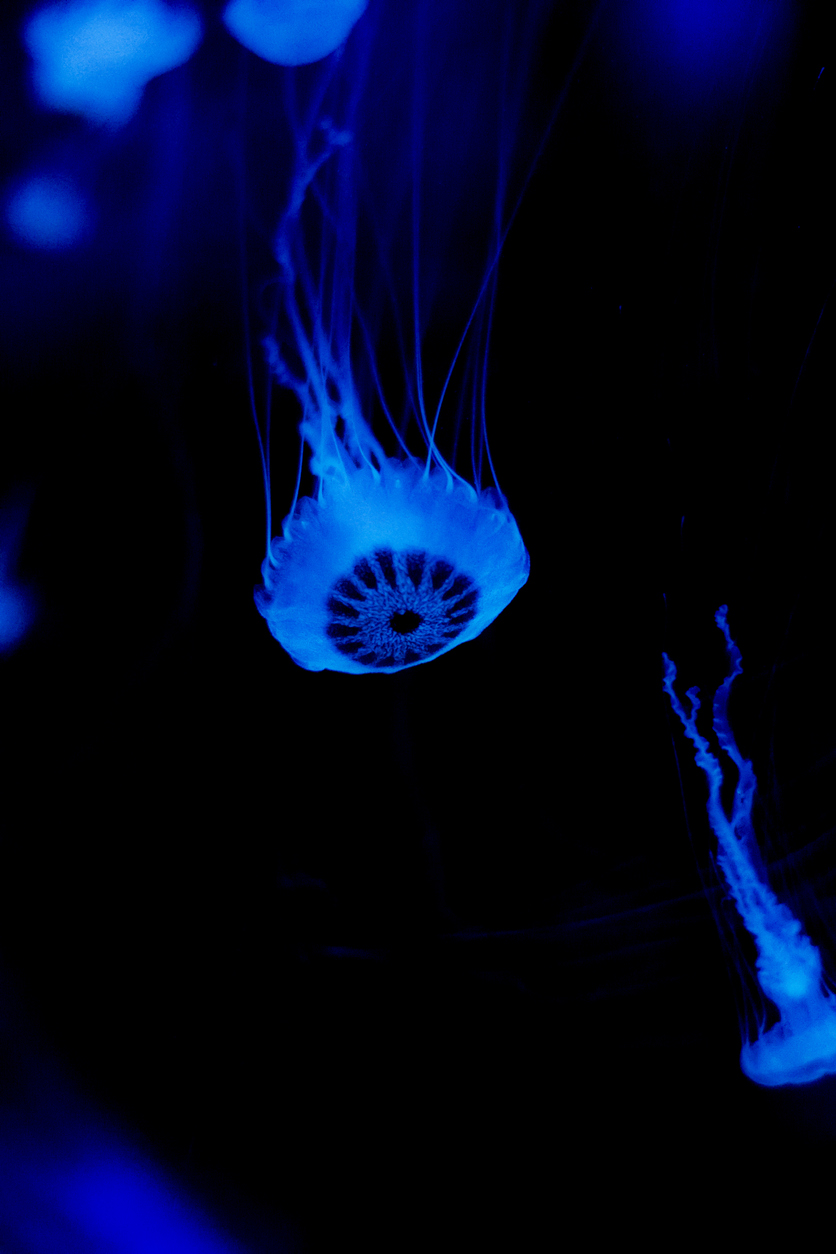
[663,606,836,1086]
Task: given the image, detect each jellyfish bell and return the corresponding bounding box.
[23,0,203,128]
[253,260,530,673]
[256,438,529,675]
[247,1,544,674]
[223,0,369,67]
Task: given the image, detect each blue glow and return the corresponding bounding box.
[252,9,533,674]
[1,1136,252,1253]
[0,581,34,650]
[608,0,796,137]
[663,607,836,1086]
[0,491,36,651]
[23,0,203,127]
[222,0,368,66]
[5,172,92,249]
[0,982,275,1250]
[651,0,756,73]
[51,1152,245,1253]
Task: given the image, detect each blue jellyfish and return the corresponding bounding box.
[223,0,369,66]
[251,5,535,674]
[4,170,93,250]
[23,0,203,128]
[663,607,836,1086]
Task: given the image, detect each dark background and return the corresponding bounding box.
[2,0,836,1246]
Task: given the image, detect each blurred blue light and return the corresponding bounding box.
[23,0,203,126]
[222,0,368,66]
[53,1152,245,1254]
[5,172,92,249]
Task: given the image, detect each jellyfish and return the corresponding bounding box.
[663,606,836,1086]
[4,170,93,250]
[250,2,538,674]
[23,0,203,128]
[223,0,369,67]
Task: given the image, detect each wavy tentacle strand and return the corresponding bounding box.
[662,606,836,1086]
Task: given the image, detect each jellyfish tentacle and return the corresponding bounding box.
[263,120,385,492]
[663,610,836,1086]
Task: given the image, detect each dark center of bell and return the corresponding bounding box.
[389,609,422,635]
